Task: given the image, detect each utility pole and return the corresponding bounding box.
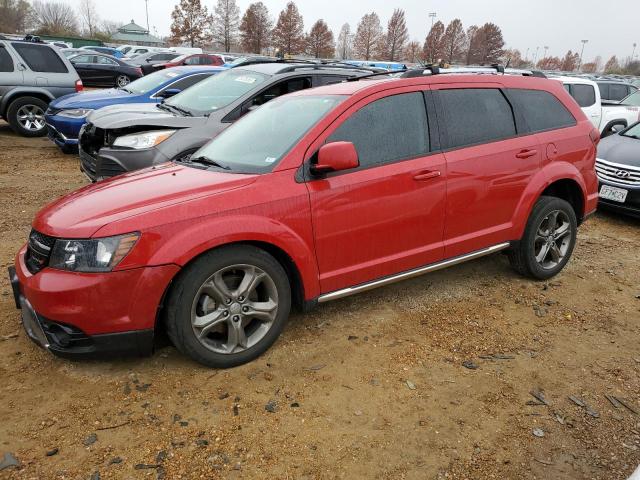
[579,39,588,71]
[543,46,549,58]
[145,0,149,32]
[533,46,539,66]
[633,43,637,62]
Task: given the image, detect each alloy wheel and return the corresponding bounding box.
[190,264,279,354]
[533,209,572,269]
[16,105,45,132]
[116,75,130,87]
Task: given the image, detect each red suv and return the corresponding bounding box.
[157,53,224,70]
[9,68,599,368]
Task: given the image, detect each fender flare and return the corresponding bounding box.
[601,119,627,136]
[0,87,55,116]
[146,215,321,300]
[511,162,588,239]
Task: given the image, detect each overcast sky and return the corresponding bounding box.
[66,0,638,62]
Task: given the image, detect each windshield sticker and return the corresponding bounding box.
[235,76,258,84]
[265,157,276,163]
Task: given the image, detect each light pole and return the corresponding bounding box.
[533,46,539,66]
[428,12,437,30]
[543,46,549,59]
[633,43,637,63]
[145,0,149,32]
[579,39,588,71]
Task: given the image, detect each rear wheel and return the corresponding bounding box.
[508,196,577,280]
[7,96,48,137]
[166,245,291,368]
[115,75,131,88]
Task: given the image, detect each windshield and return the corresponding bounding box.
[621,122,640,139]
[165,69,268,116]
[191,95,346,173]
[622,91,640,106]
[124,69,186,95]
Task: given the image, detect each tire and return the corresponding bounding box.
[7,96,48,137]
[166,245,291,368]
[115,75,131,88]
[508,196,577,280]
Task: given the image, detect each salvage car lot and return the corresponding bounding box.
[0,122,638,479]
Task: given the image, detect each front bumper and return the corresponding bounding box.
[10,246,180,359]
[598,182,640,218]
[79,144,169,182]
[44,114,84,148]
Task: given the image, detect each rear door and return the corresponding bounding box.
[95,55,118,84]
[11,42,71,88]
[70,54,96,84]
[432,83,542,258]
[306,88,446,293]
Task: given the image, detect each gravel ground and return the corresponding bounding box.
[0,121,639,480]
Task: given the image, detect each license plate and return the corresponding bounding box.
[599,185,628,203]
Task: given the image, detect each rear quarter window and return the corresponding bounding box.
[437,88,516,149]
[11,43,68,73]
[0,46,14,72]
[507,89,576,133]
[570,84,596,107]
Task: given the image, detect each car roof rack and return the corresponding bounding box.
[276,63,385,74]
[400,64,546,78]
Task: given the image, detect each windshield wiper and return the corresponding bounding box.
[156,102,192,117]
[186,156,231,170]
[119,87,132,93]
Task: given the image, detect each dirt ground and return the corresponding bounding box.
[0,120,638,480]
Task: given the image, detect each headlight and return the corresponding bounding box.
[57,108,93,118]
[49,233,139,272]
[112,130,176,149]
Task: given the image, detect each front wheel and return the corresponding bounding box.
[165,245,291,368]
[508,196,577,280]
[7,96,48,137]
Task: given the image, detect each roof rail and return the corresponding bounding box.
[400,64,546,78]
[276,63,384,74]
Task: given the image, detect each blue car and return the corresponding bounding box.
[45,66,221,152]
[80,46,125,59]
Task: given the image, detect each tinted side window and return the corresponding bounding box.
[0,46,14,72]
[609,84,629,101]
[184,56,200,65]
[71,54,93,63]
[252,77,312,106]
[170,74,210,91]
[328,92,429,168]
[508,89,576,133]
[598,83,609,100]
[571,84,596,107]
[438,89,516,148]
[317,75,348,86]
[11,43,68,73]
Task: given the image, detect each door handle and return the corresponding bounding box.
[515,149,537,159]
[413,170,441,181]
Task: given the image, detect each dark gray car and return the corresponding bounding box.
[79,62,376,181]
[595,121,640,217]
[0,37,80,136]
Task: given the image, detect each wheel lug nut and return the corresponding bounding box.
[223,311,229,317]
[232,315,240,322]
[238,296,244,301]
[226,298,232,304]
[242,306,249,313]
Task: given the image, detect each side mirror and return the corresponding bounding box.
[311,141,359,176]
[159,88,181,98]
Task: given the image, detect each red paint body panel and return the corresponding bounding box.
[16,74,598,340]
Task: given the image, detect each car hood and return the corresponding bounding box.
[597,134,640,168]
[87,102,204,129]
[50,89,141,110]
[33,163,257,238]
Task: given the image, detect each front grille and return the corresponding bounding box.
[25,229,55,274]
[596,159,640,187]
[100,158,127,177]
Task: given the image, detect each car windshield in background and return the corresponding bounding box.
[621,91,640,106]
[191,95,346,174]
[165,69,268,115]
[621,122,640,139]
[125,69,185,94]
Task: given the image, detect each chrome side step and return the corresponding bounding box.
[317,242,511,303]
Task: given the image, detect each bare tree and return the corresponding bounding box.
[0,0,36,33]
[271,1,305,56]
[306,19,334,58]
[382,8,408,61]
[336,23,351,59]
[77,0,98,37]
[422,20,444,63]
[537,56,562,70]
[212,0,240,53]
[500,48,529,68]
[239,2,271,54]
[604,55,620,73]
[560,50,580,71]
[169,0,212,47]
[465,25,479,64]
[403,40,421,63]
[440,19,466,64]
[353,12,382,60]
[32,0,78,35]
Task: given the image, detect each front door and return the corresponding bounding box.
[306,89,446,294]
